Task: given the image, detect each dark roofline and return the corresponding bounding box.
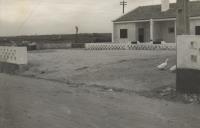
[113,1,200,22]
[112,6,140,22]
[113,2,177,22]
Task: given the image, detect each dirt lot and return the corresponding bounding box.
[22,49,176,92]
[1,49,200,128]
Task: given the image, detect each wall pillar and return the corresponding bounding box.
[177,35,200,93]
[112,23,114,43]
[176,0,200,93]
[175,21,177,42]
[150,19,154,41]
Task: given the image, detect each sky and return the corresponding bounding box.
[0,0,178,36]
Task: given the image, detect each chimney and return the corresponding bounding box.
[161,0,169,12]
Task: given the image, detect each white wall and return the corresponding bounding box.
[113,23,136,43]
[153,22,162,41]
[113,18,200,43]
[177,35,200,70]
[190,19,200,35]
[135,22,150,42]
[161,21,175,43]
[0,46,27,64]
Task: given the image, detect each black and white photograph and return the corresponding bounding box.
[0,0,200,128]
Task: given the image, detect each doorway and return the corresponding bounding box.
[138,28,145,42]
[195,26,200,35]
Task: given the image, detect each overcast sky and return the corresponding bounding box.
[0,0,177,36]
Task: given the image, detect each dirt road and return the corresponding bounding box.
[0,73,200,128]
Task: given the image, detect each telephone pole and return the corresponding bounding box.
[120,0,127,14]
[176,0,191,93]
[176,0,190,35]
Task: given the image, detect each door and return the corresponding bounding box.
[138,28,145,42]
[195,26,200,35]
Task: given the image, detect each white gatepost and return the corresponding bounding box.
[177,35,200,93]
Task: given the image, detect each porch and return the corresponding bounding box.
[135,19,176,43]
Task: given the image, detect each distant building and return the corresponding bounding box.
[112,1,200,43]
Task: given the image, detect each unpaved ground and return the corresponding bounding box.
[2,49,200,128]
[1,74,200,128]
[22,49,176,91]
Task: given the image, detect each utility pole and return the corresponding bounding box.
[176,0,192,93]
[176,0,190,35]
[120,0,127,14]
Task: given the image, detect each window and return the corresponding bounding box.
[120,29,128,38]
[195,26,200,35]
[168,27,174,33]
[191,55,198,63]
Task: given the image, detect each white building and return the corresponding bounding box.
[113,1,200,44]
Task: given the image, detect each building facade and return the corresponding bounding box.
[113,1,200,43]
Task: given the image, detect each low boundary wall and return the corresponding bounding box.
[0,46,27,64]
[0,46,28,74]
[36,42,71,50]
[85,43,176,50]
